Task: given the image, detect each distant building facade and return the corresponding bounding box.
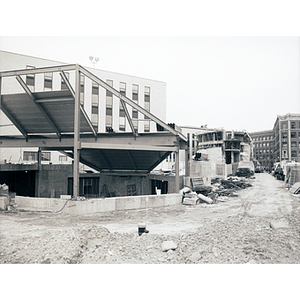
[273,113,300,163]
[250,113,300,169]
[196,128,252,164]
[250,130,275,170]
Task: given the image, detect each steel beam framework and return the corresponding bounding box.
[0,63,187,197]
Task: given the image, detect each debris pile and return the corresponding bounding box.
[181,177,253,205]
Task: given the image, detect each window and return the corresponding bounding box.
[106,80,113,131]
[82,177,99,196]
[132,110,138,119]
[44,72,53,91]
[282,150,288,158]
[61,72,69,90]
[23,151,50,162]
[119,82,126,131]
[291,132,296,138]
[132,84,139,131]
[91,82,99,127]
[291,122,295,129]
[41,152,51,161]
[26,65,35,92]
[291,151,297,158]
[106,107,112,129]
[291,141,297,148]
[144,86,150,132]
[132,84,138,101]
[80,75,85,105]
[23,151,38,162]
[281,122,287,129]
[127,184,136,196]
[59,155,68,162]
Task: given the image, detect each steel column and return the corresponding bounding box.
[73,65,81,199]
[189,133,193,174]
[185,146,189,176]
[0,76,1,111]
[175,149,180,193]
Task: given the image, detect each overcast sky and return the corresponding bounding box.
[0,36,299,133]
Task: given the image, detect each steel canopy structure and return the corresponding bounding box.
[0,64,187,198]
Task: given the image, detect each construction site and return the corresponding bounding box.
[1,60,300,265]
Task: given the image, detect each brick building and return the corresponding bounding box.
[273,113,300,163]
[250,130,274,171]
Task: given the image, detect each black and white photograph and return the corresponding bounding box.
[0,1,299,299]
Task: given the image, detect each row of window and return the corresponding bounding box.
[280,131,300,139]
[252,135,273,141]
[105,80,150,132]
[25,66,151,133]
[255,149,273,154]
[253,154,274,160]
[253,142,273,148]
[26,65,70,92]
[23,151,68,162]
[281,121,300,129]
[165,153,176,163]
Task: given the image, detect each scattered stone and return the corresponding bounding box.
[188,251,202,263]
[212,247,219,257]
[270,219,289,230]
[161,241,177,252]
[246,259,258,264]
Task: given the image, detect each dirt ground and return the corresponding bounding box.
[1,172,300,264]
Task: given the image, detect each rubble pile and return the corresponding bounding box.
[181,177,253,205]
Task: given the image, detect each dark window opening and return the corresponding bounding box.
[151,180,168,195]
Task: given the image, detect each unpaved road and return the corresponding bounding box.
[1,173,299,264]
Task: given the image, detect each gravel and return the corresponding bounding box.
[1,207,299,264]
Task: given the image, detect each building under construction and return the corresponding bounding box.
[0,51,187,199]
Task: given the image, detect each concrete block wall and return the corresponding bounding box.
[14,193,181,215]
[189,160,212,184]
[36,165,73,198]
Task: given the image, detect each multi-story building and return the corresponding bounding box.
[250,130,275,171]
[159,125,253,178]
[196,128,252,164]
[273,113,300,163]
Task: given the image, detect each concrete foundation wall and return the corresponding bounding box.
[0,196,9,210]
[14,193,181,214]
